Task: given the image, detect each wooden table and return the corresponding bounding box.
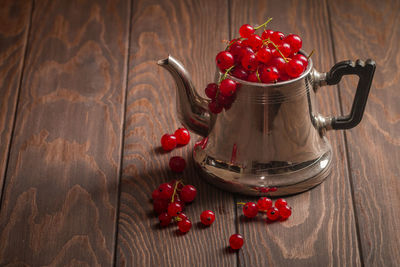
[1,0,399,266]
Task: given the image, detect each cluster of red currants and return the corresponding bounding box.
[205,18,310,114]
[152,180,197,233]
[240,197,292,221]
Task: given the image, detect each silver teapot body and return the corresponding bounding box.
[158,55,375,196]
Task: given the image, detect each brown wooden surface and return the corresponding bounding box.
[0,0,399,266]
[0,0,32,201]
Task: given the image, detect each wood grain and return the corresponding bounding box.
[115,0,237,266]
[0,0,32,201]
[0,0,130,265]
[329,0,400,265]
[230,0,361,266]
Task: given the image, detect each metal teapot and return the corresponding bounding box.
[158,53,375,196]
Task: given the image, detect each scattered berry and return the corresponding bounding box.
[178,218,192,233]
[274,198,288,209]
[174,128,190,145]
[278,205,292,220]
[200,210,216,226]
[161,134,177,151]
[266,207,280,221]
[243,202,258,218]
[169,156,186,173]
[257,197,273,211]
[229,234,244,250]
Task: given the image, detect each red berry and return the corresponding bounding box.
[243,202,258,218]
[241,53,258,72]
[228,43,243,60]
[174,128,190,145]
[231,66,248,80]
[261,29,274,40]
[169,156,186,172]
[200,210,215,226]
[208,101,223,114]
[153,198,169,214]
[278,205,292,220]
[270,31,285,45]
[229,234,244,250]
[239,24,255,38]
[274,198,288,209]
[285,34,302,54]
[266,207,280,221]
[247,72,259,82]
[161,134,177,151]
[158,183,173,200]
[216,51,235,71]
[178,218,192,233]
[285,59,304,78]
[152,189,160,200]
[219,79,237,97]
[178,212,188,220]
[247,34,263,50]
[238,46,254,62]
[260,66,279,83]
[256,47,272,64]
[159,212,172,227]
[205,83,218,100]
[180,185,197,203]
[279,42,292,57]
[268,57,286,73]
[257,197,272,211]
[169,180,183,189]
[292,53,308,67]
[167,202,182,217]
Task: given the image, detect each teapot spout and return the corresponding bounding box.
[158,56,210,137]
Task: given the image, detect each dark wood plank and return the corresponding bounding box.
[328,0,400,265]
[230,0,361,266]
[116,0,237,266]
[0,0,32,201]
[0,0,130,265]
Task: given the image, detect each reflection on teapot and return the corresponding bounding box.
[158,53,375,196]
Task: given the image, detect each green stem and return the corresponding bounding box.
[256,68,261,83]
[237,202,246,205]
[170,180,181,203]
[307,49,315,59]
[219,65,235,83]
[254,18,273,30]
[265,39,289,62]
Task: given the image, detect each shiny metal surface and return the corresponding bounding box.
[159,54,334,196]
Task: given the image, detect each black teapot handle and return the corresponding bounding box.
[325,59,376,130]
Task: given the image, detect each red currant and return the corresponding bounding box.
[159,212,172,227]
[229,234,244,250]
[180,185,197,203]
[261,29,274,40]
[266,207,280,221]
[243,202,258,218]
[292,53,308,67]
[205,83,218,100]
[238,46,254,62]
[247,72,259,82]
[167,202,182,217]
[158,183,173,200]
[260,66,279,83]
[268,57,286,73]
[285,34,302,54]
[219,79,237,97]
[160,134,177,151]
[231,66,248,80]
[257,197,272,211]
[279,42,292,57]
[285,59,304,78]
[256,47,272,64]
[239,24,255,38]
[278,205,292,220]
[208,101,223,114]
[152,189,160,200]
[270,31,285,45]
[216,51,234,71]
[241,53,258,71]
[200,210,215,226]
[169,156,186,173]
[274,198,288,209]
[153,198,169,214]
[174,128,190,145]
[247,34,263,50]
[178,212,188,220]
[228,43,243,60]
[178,218,192,233]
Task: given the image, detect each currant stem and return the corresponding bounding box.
[237,202,246,205]
[264,39,289,62]
[170,180,182,203]
[254,18,273,30]
[219,65,235,83]
[256,68,261,83]
[307,49,315,59]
